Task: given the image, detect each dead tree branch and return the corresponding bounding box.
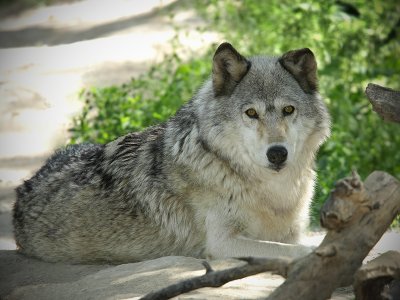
[365,83,400,123]
[268,171,400,299]
[140,257,292,300]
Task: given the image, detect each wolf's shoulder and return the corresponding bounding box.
[104,122,168,159]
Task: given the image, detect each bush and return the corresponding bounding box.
[70,53,211,144]
[69,0,400,226]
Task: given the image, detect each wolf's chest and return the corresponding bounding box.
[231,172,313,242]
[239,205,299,242]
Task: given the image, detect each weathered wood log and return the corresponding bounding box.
[141,171,400,300]
[354,251,400,300]
[267,171,400,300]
[365,83,400,123]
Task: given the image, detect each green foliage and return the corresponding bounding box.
[70,0,400,226]
[70,53,211,144]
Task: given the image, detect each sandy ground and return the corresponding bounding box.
[0,0,219,250]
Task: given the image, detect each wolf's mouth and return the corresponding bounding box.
[268,163,286,172]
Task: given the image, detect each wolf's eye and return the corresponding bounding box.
[245,108,259,119]
[283,105,295,116]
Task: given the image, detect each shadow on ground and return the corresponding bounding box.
[0,0,185,48]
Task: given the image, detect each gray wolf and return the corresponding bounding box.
[13,43,330,264]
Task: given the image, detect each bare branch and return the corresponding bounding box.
[201,260,214,274]
[237,256,291,278]
[140,257,292,300]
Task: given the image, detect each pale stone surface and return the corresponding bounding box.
[0,252,282,299]
[2,232,398,299]
[0,251,355,299]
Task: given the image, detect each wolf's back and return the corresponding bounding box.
[15,143,102,200]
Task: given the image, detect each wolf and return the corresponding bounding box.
[13,43,330,264]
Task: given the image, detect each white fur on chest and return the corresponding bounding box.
[191,164,314,244]
[235,169,313,241]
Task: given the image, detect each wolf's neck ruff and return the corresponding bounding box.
[13,43,330,263]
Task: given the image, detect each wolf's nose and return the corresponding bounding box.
[267,146,288,165]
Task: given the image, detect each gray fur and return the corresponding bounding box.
[13,43,330,264]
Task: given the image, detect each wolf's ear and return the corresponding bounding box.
[279,48,318,94]
[212,42,251,97]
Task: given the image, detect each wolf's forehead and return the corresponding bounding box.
[249,56,277,69]
[242,56,303,102]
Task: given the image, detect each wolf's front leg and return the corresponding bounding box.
[205,210,312,259]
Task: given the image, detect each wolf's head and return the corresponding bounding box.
[196,43,330,177]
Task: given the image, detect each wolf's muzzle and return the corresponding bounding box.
[267,146,288,166]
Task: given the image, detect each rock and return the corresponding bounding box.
[0,250,358,300]
[0,251,287,299]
